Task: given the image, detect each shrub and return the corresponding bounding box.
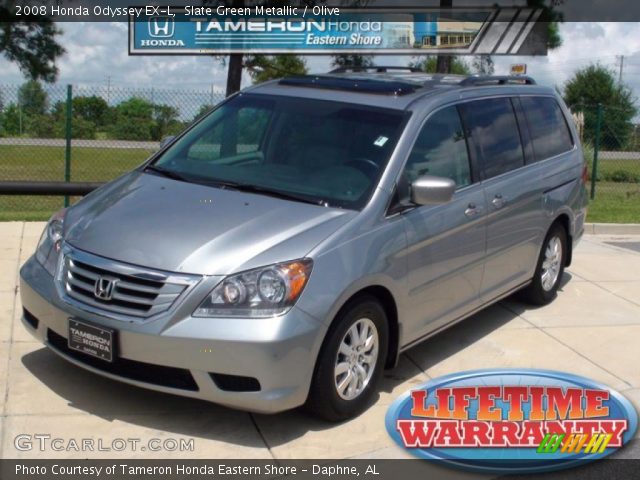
[27,114,57,138]
[609,169,640,183]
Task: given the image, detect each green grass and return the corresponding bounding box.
[0,145,153,182]
[0,145,153,221]
[584,157,640,223]
[1,145,640,223]
[586,182,640,224]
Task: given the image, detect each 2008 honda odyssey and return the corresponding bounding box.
[20,69,588,421]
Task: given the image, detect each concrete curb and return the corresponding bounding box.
[585,223,640,235]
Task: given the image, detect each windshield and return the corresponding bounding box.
[151,94,407,210]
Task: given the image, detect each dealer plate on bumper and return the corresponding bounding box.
[68,319,115,362]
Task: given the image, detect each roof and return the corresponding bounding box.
[245,68,549,111]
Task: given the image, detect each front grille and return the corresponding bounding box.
[47,329,199,391]
[62,252,194,318]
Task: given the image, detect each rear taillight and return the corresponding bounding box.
[582,164,589,184]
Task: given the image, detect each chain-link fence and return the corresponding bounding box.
[573,104,640,223]
[1,83,639,223]
[0,82,225,220]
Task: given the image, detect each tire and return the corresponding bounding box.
[520,223,567,306]
[305,296,388,422]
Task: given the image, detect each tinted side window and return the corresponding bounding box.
[404,106,471,188]
[460,98,524,179]
[521,96,574,160]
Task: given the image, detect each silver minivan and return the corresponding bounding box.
[20,70,588,420]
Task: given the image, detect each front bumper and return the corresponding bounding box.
[19,255,326,414]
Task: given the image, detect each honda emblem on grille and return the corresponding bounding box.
[94,277,118,301]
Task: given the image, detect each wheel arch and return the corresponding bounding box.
[324,285,400,370]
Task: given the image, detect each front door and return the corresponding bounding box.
[400,105,487,343]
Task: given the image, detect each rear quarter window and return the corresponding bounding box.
[520,96,574,160]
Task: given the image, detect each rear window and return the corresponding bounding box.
[459,98,525,179]
[520,96,574,160]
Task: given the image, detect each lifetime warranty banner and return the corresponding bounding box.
[128,7,548,55]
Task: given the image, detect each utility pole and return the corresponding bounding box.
[616,55,625,84]
[106,76,112,105]
[436,0,454,74]
[225,0,245,97]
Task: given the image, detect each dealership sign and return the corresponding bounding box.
[385,369,637,474]
[129,7,547,55]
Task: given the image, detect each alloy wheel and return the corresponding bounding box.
[334,318,379,401]
[541,236,563,292]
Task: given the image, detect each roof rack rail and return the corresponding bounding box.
[329,66,423,74]
[279,75,417,96]
[460,75,537,86]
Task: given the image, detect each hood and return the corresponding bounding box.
[65,172,356,275]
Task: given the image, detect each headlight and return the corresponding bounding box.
[35,208,66,276]
[194,259,313,318]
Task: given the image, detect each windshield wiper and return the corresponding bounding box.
[144,164,191,182]
[212,181,328,207]
[144,168,329,206]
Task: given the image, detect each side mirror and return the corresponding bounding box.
[160,136,176,149]
[410,175,456,206]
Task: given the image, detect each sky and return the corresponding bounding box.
[1,22,640,101]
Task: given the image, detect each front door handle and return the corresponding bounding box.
[465,203,482,218]
[492,194,505,209]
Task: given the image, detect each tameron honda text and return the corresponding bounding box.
[385,369,638,473]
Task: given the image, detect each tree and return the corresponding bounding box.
[2,104,23,136]
[527,0,563,50]
[472,55,494,75]
[67,117,97,139]
[564,64,638,150]
[193,104,214,122]
[0,91,4,136]
[152,104,183,140]
[18,80,49,116]
[220,0,358,95]
[245,55,308,83]
[109,97,155,141]
[331,54,375,70]
[223,0,249,96]
[412,56,471,75]
[28,114,58,138]
[73,96,110,127]
[0,6,65,82]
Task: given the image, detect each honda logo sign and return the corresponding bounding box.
[94,277,119,301]
[148,16,175,38]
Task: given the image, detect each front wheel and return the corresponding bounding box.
[305,296,388,422]
[520,224,567,306]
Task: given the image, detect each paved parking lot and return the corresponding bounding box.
[1,222,639,460]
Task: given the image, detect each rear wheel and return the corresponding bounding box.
[520,224,567,306]
[306,296,388,422]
